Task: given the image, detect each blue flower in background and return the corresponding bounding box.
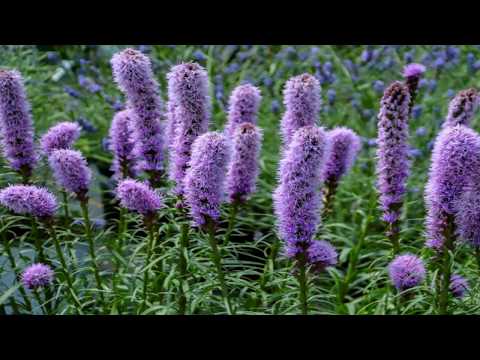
[64,86,80,98]
[415,127,427,137]
[428,79,437,93]
[362,109,375,119]
[76,117,97,133]
[404,51,414,64]
[408,148,422,158]
[447,89,455,98]
[271,99,280,113]
[412,105,423,119]
[262,75,273,88]
[366,138,377,147]
[102,137,110,152]
[193,50,207,62]
[225,63,240,74]
[433,57,445,70]
[373,80,385,94]
[138,45,152,54]
[327,88,336,106]
[298,51,309,62]
[46,51,60,63]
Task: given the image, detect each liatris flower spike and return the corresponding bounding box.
[49,149,92,201]
[280,74,321,146]
[305,240,338,272]
[273,125,330,314]
[0,69,37,180]
[376,81,411,253]
[274,125,330,262]
[425,125,480,251]
[21,263,54,290]
[184,132,230,227]
[442,88,479,128]
[402,63,426,115]
[0,185,57,220]
[322,127,361,213]
[111,48,164,183]
[109,110,137,179]
[116,179,162,218]
[450,274,469,299]
[388,254,426,291]
[225,84,262,137]
[167,62,210,197]
[40,121,81,155]
[226,123,262,203]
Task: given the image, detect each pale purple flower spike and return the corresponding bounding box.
[0,184,57,219]
[40,121,81,155]
[225,84,262,137]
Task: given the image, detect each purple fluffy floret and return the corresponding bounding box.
[442,88,479,128]
[108,110,137,179]
[388,253,426,291]
[450,274,469,299]
[40,121,81,155]
[225,84,262,137]
[425,125,480,250]
[49,149,91,198]
[0,184,57,219]
[376,81,411,224]
[403,63,426,78]
[111,48,164,173]
[21,263,54,290]
[167,62,210,196]
[184,132,230,227]
[116,179,162,216]
[306,240,338,271]
[280,73,321,145]
[226,123,262,203]
[454,186,480,247]
[274,125,330,257]
[0,69,37,174]
[322,127,361,184]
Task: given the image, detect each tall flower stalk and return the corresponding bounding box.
[108,109,137,180]
[0,69,37,182]
[442,88,479,128]
[167,62,210,198]
[48,149,103,304]
[321,127,361,217]
[376,81,411,254]
[184,132,233,314]
[111,48,164,187]
[116,179,162,311]
[273,126,336,314]
[224,84,262,137]
[402,63,426,116]
[280,73,321,147]
[224,123,262,245]
[424,125,480,314]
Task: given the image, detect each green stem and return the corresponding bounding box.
[296,252,309,315]
[48,223,82,312]
[80,199,104,304]
[33,289,47,315]
[177,222,189,315]
[224,201,239,246]
[438,216,455,315]
[207,220,234,315]
[322,179,338,221]
[31,217,47,265]
[62,190,70,222]
[3,240,32,312]
[141,222,156,312]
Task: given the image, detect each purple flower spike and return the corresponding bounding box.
[226,123,262,203]
[0,69,37,176]
[442,88,479,128]
[111,48,164,175]
[108,110,137,180]
[274,125,330,260]
[167,62,210,197]
[388,253,426,291]
[322,127,361,184]
[165,98,178,150]
[376,82,411,226]
[425,125,480,250]
[116,179,162,216]
[450,274,469,299]
[403,63,426,78]
[280,73,321,146]
[455,187,480,247]
[0,184,57,219]
[306,240,338,272]
[184,132,230,227]
[40,121,81,155]
[402,63,426,116]
[21,263,54,290]
[49,149,91,199]
[225,84,262,137]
